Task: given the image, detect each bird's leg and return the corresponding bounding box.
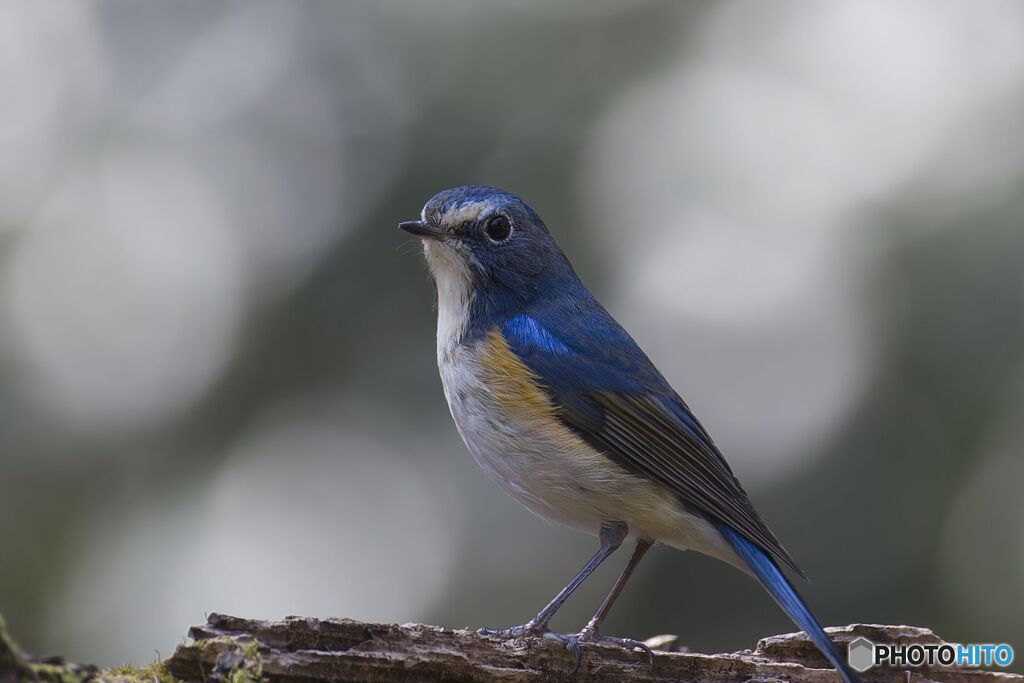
[572,538,656,671]
[478,521,627,640]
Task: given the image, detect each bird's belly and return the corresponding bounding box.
[438,335,736,560]
[450,408,611,532]
[438,342,626,532]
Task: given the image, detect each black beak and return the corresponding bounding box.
[398,220,446,240]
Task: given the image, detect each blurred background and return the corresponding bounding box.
[1,0,1023,672]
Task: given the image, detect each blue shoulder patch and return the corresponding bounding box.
[503,314,571,356]
[500,294,668,398]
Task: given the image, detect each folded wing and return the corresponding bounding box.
[502,302,805,578]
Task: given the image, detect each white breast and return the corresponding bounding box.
[438,339,605,532]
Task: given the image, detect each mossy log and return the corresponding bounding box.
[167,615,1019,682]
[2,613,1021,683]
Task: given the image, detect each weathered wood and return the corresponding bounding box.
[164,614,1022,682]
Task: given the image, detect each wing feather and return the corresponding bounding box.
[502,309,805,578]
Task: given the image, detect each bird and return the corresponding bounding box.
[399,185,859,682]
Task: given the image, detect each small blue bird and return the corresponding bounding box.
[400,185,859,681]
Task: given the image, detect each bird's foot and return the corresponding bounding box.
[478,622,653,675]
[478,623,586,674]
[476,620,550,639]
[568,625,655,674]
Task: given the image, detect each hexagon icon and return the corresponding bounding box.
[848,637,875,673]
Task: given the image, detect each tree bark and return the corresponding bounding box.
[162,614,1020,683]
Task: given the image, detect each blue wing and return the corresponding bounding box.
[501,294,805,578]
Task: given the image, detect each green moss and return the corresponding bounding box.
[1,614,100,683]
[100,660,182,683]
[99,639,265,683]
[199,637,263,683]
[25,662,97,683]
[1,614,32,682]
[0,615,262,683]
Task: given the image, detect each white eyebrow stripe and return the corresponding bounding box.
[440,200,493,228]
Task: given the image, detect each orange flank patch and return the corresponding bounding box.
[478,329,562,425]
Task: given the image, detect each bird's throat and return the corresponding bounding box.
[425,240,473,364]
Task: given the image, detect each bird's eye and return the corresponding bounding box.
[483,215,512,243]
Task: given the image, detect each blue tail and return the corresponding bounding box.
[717,524,860,683]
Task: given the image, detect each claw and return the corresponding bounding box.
[542,632,583,675]
[568,638,584,675]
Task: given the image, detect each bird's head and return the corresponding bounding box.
[399,186,571,306]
